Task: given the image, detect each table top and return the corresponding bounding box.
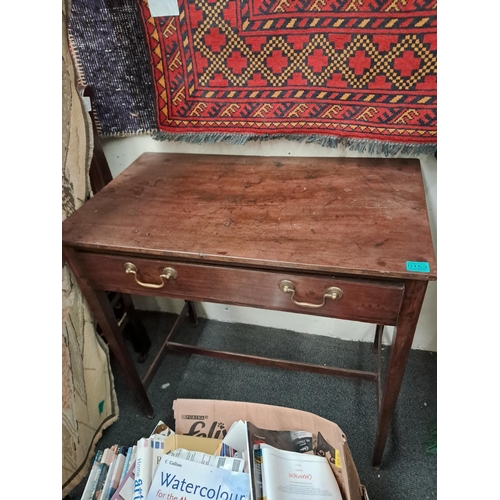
[62,153,436,281]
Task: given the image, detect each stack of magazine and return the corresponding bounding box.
[244,421,343,500]
[79,421,174,500]
[79,419,343,500]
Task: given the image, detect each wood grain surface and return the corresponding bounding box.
[62,153,436,280]
[76,251,405,325]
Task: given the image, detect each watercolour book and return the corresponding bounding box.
[260,444,342,500]
[145,454,250,500]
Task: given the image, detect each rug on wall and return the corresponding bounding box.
[69,0,436,155]
[69,0,158,137]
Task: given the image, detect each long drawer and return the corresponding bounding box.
[76,252,405,325]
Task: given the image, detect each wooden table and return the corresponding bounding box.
[62,153,436,466]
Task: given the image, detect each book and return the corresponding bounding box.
[104,446,128,500]
[145,454,250,500]
[87,449,112,500]
[137,421,176,494]
[92,446,118,500]
[118,447,133,486]
[152,420,175,439]
[110,460,136,500]
[110,421,172,500]
[315,431,342,470]
[151,434,167,479]
[245,422,314,500]
[134,438,153,500]
[100,451,119,500]
[128,446,137,472]
[166,447,246,473]
[80,450,103,500]
[259,444,342,500]
[220,420,247,461]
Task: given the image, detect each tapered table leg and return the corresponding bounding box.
[63,247,154,418]
[186,300,199,327]
[373,324,384,353]
[372,280,428,467]
[121,293,151,363]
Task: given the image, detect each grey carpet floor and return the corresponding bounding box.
[67,310,437,500]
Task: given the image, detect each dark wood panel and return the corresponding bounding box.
[84,87,113,195]
[372,279,428,467]
[76,252,405,325]
[61,152,436,466]
[62,153,437,281]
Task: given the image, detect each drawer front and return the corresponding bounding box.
[76,252,405,325]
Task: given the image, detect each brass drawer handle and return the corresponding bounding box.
[123,262,178,289]
[278,279,343,308]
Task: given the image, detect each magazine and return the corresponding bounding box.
[92,446,118,500]
[109,421,174,500]
[103,446,128,500]
[260,444,342,500]
[166,447,246,472]
[109,459,136,500]
[118,447,133,486]
[80,450,103,500]
[135,438,153,500]
[146,454,250,500]
[245,421,315,500]
[315,432,342,470]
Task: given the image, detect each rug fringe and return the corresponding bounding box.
[151,131,436,157]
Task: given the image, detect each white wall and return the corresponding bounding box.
[102,136,437,351]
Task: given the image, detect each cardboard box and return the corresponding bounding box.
[163,433,222,455]
[173,399,368,500]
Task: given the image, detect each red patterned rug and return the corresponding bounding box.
[138,0,436,154]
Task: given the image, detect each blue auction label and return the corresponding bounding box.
[406,261,430,273]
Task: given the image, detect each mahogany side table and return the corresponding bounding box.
[62,153,437,467]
